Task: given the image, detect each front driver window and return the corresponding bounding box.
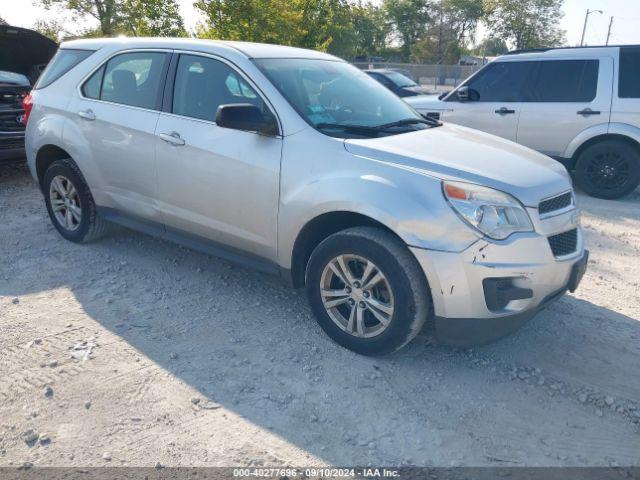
[458,61,535,102]
[172,54,265,123]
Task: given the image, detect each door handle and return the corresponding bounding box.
[495,107,516,115]
[577,108,601,116]
[78,109,96,121]
[159,132,185,146]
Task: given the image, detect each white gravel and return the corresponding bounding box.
[0,163,639,467]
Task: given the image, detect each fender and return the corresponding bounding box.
[277,171,480,270]
[563,122,640,160]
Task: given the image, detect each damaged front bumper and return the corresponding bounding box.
[410,227,587,346]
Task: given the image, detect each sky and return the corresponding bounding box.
[1,0,639,47]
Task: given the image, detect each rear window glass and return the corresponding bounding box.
[529,60,598,102]
[34,49,94,89]
[619,47,640,98]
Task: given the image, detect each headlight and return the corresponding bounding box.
[442,181,533,240]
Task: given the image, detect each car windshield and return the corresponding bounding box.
[385,71,417,88]
[0,70,30,86]
[254,58,434,138]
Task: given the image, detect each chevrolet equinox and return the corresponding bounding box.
[24,38,588,354]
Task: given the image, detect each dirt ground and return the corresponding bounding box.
[0,162,639,468]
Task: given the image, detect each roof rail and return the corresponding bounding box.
[505,44,640,56]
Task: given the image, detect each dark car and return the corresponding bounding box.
[0,25,57,162]
[364,69,432,97]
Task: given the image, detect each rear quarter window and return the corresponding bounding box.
[34,49,94,89]
[619,47,640,98]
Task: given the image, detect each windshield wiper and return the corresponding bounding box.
[376,117,441,129]
[315,123,383,134]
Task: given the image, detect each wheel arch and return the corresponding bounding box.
[289,211,404,288]
[35,144,73,191]
[571,133,640,165]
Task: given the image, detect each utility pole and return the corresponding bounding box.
[606,16,614,45]
[581,9,603,46]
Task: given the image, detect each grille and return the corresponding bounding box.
[539,191,573,215]
[0,110,25,133]
[548,229,578,257]
[0,137,24,150]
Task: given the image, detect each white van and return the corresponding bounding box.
[407,46,640,199]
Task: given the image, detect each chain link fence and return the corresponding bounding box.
[353,62,483,91]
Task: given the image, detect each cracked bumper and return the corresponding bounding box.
[410,229,587,345]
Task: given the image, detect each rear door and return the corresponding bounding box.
[440,61,535,141]
[68,50,170,222]
[517,58,613,158]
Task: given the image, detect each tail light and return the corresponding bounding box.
[22,93,33,126]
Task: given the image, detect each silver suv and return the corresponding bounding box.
[407,46,640,199]
[25,38,587,354]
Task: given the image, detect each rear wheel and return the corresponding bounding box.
[305,227,431,355]
[574,139,640,199]
[43,158,109,243]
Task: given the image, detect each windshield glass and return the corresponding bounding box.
[254,58,432,138]
[385,71,417,88]
[0,71,30,86]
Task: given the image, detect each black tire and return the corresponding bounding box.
[43,158,109,243]
[305,226,431,355]
[574,139,640,199]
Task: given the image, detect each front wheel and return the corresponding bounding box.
[305,227,431,355]
[574,140,640,199]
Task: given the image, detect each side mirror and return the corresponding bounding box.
[215,104,278,136]
[456,86,470,101]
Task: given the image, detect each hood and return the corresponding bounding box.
[401,85,435,95]
[404,94,446,111]
[344,123,571,207]
[0,25,57,83]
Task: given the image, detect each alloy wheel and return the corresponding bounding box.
[49,175,82,231]
[319,254,395,338]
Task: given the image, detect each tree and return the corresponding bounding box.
[36,0,186,37]
[0,15,7,25]
[34,19,68,41]
[195,0,359,58]
[350,1,389,58]
[473,36,509,56]
[484,0,565,50]
[383,0,432,61]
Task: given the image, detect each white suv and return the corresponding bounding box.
[407,46,640,199]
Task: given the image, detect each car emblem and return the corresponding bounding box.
[17,114,25,125]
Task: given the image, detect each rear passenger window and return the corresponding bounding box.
[619,47,640,98]
[82,65,104,99]
[81,52,167,110]
[529,60,598,102]
[172,54,265,122]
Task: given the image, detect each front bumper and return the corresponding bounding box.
[410,227,587,346]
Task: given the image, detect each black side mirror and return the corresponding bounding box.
[457,86,470,101]
[215,104,278,136]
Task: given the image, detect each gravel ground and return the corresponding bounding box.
[0,162,639,468]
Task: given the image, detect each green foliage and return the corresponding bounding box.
[195,0,385,59]
[37,0,186,37]
[33,19,67,41]
[473,36,509,56]
[484,0,565,50]
[383,0,432,60]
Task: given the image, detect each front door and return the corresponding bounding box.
[441,61,536,142]
[154,53,282,262]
